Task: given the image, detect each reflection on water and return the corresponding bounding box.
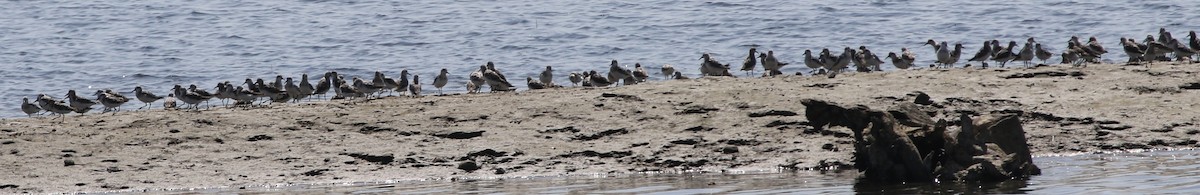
[189,149,1198,194]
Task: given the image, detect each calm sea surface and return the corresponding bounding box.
[1,0,1198,118]
[150,149,1200,194]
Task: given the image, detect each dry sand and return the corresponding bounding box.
[2,62,1199,193]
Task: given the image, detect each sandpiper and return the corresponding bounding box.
[539,66,555,87]
[761,50,788,76]
[255,79,286,103]
[37,94,74,121]
[313,72,332,99]
[132,86,164,109]
[1034,43,1053,64]
[65,90,97,114]
[434,68,449,95]
[740,47,758,76]
[481,65,515,92]
[337,80,364,100]
[1014,42,1035,67]
[1086,37,1107,62]
[588,70,613,87]
[1121,37,1146,63]
[230,86,259,105]
[408,74,422,97]
[924,39,941,52]
[527,76,546,90]
[672,71,690,80]
[967,41,992,67]
[828,47,853,77]
[991,41,1017,67]
[660,64,676,80]
[466,81,480,94]
[1187,31,1199,54]
[94,90,129,113]
[803,49,825,73]
[353,77,383,97]
[163,94,177,110]
[397,70,411,97]
[172,85,206,110]
[699,53,732,77]
[607,60,633,85]
[935,41,952,68]
[299,74,315,100]
[886,52,914,69]
[373,71,398,96]
[189,84,216,107]
[568,72,583,86]
[285,77,303,103]
[469,67,487,92]
[213,82,235,106]
[21,97,40,117]
[1169,39,1197,62]
[950,43,963,67]
[632,63,650,82]
[486,61,508,82]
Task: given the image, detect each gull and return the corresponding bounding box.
[132,86,164,109]
[699,53,733,77]
[527,76,547,90]
[539,66,555,87]
[65,90,97,114]
[94,90,128,113]
[434,68,449,95]
[482,65,515,92]
[607,60,633,85]
[967,41,993,67]
[660,64,676,80]
[285,77,302,103]
[1121,37,1146,63]
[935,41,952,68]
[1035,43,1053,64]
[313,72,332,100]
[568,72,582,87]
[396,70,411,97]
[299,74,315,100]
[1013,42,1035,67]
[588,70,613,87]
[672,71,690,80]
[761,50,788,76]
[991,41,1017,67]
[803,49,825,73]
[37,94,74,121]
[21,97,40,117]
[469,67,487,93]
[408,74,422,97]
[632,63,650,82]
[740,47,758,76]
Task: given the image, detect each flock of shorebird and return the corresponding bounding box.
[18,28,1200,121]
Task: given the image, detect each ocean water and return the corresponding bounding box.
[1,0,1197,118]
[156,149,1200,194]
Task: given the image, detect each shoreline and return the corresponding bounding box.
[3,62,1200,193]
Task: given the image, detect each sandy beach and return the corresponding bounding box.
[2,62,1199,193]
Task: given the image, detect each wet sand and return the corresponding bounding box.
[2,62,1199,193]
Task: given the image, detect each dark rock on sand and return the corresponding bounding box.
[572,128,629,141]
[748,110,798,117]
[801,99,1039,182]
[432,130,484,139]
[246,135,273,141]
[457,161,481,172]
[340,153,395,165]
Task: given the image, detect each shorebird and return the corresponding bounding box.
[94,90,129,113]
[1188,31,1200,54]
[1121,37,1146,63]
[408,75,422,97]
[372,71,399,96]
[740,47,758,76]
[212,82,235,106]
[163,94,177,110]
[660,64,676,80]
[1065,41,1100,67]
[828,47,853,77]
[255,79,286,103]
[527,76,546,90]
[1142,35,1169,62]
[992,41,1017,67]
[353,77,383,97]
[337,79,364,100]
[1035,43,1053,64]
[567,72,582,86]
[1061,50,1080,66]
[1169,39,1197,62]
[607,60,633,85]
[886,52,914,70]
[856,47,881,72]
[37,94,74,121]
[588,70,613,87]
[285,77,302,103]
[990,40,1003,57]
[298,74,315,100]
[761,50,788,76]
[469,67,487,92]
[539,66,555,87]
[699,53,733,77]
[1013,42,1035,67]
[434,68,449,95]
[935,41,952,68]
[632,63,650,82]
[313,72,331,99]
[396,70,410,97]
[924,39,941,52]
[465,82,479,94]
[485,62,508,86]
[672,71,690,80]
[132,86,164,109]
[21,97,40,117]
[949,43,963,67]
[967,41,993,67]
[65,90,97,114]
[189,84,216,107]
[36,94,55,112]
[1086,36,1107,62]
[229,86,257,106]
[803,49,825,73]
[1159,28,1173,46]
[272,75,284,91]
[172,85,206,110]
[481,65,515,91]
